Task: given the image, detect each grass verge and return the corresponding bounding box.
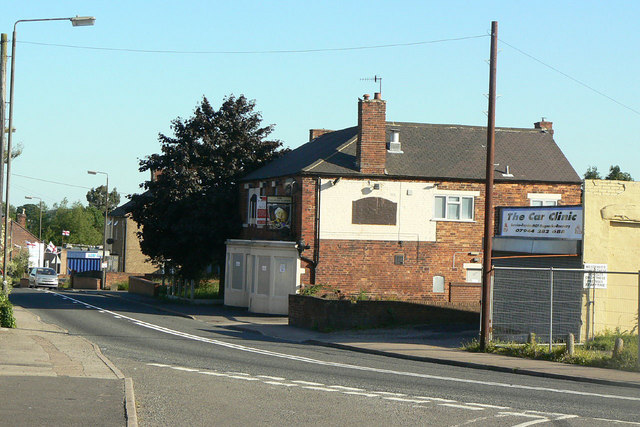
[463,331,639,372]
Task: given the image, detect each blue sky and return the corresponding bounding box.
[2,1,639,208]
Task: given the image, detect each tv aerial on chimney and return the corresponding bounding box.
[360,75,382,94]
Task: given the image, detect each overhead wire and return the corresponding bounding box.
[18,34,489,54]
[499,38,640,117]
[13,173,92,190]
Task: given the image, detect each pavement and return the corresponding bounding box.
[0,304,136,427]
[2,289,640,426]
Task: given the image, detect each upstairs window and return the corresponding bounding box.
[528,193,561,206]
[434,195,474,221]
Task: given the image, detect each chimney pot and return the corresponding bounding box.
[363,94,370,100]
[374,92,381,100]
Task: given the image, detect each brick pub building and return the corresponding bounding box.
[225,94,581,314]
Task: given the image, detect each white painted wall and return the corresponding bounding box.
[319,179,438,242]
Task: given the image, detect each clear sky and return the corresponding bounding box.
[1,1,639,209]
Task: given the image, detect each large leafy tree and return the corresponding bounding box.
[86,185,121,211]
[43,199,103,245]
[130,95,286,279]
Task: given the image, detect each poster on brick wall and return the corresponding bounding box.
[267,196,291,230]
[499,206,583,240]
[257,196,267,226]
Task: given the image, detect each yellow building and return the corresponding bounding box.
[583,179,640,338]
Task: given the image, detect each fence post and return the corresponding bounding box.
[549,267,554,352]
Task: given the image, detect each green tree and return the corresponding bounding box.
[584,165,633,181]
[130,94,286,279]
[605,165,633,181]
[584,166,601,179]
[86,185,120,211]
[44,199,103,245]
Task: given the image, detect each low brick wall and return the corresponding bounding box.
[128,276,158,297]
[73,277,100,290]
[106,272,138,290]
[289,295,479,331]
[449,282,482,304]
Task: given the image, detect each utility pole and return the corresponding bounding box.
[480,21,498,350]
[0,34,6,295]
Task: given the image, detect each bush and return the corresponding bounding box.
[0,294,16,328]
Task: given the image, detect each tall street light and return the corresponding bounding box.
[24,196,42,241]
[2,15,95,289]
[88,170,108,290]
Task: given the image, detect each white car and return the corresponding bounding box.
[28,267,59,289]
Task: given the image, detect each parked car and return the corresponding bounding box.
[28,267,59,289]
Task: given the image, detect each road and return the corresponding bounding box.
[10,288,640,426]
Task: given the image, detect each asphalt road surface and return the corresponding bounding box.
[11,288,640,426]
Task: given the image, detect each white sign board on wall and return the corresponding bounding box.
[499,206,583,240]
[583,263,607,289]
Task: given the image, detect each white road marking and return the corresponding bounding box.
[228,375,259,381]
[146,363,590,423]
[201,372,228,377]
[464,403,510,409]
[49,291,640,407]
[327,385,364,391]
[257,375,285,381]
[292,380,325,386]
[511,419,549,427]
[342,391,380,397]
[439,403,485,411]
[374,391,406,396]
[592,419,640,425]
[302,386,338,392]
[384,397,435,404]
[171,366,199,372]
[264,381,298,387]
[414,396,456,403]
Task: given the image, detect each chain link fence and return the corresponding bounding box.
[492,267,639,345]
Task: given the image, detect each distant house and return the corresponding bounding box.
[225,93,582,314]
[109,199,157,275]
[2,209,41,264]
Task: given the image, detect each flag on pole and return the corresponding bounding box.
[62,230,70,236]
[46,241,57,253]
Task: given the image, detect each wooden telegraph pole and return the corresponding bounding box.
[481,21,498,350]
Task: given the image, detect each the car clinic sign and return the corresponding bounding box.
[499,206,583,240]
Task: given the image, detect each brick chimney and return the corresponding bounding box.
[534,118,553,135]
[309,129,333,142]
[17,208,27,228]
[356,93,386,174]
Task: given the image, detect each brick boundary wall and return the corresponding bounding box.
[106,272,138,290]
[128,276,158,297]
[73,277,100,290]
[289,294,479,331]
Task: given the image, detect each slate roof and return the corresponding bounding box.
[242,122,581,183]
[109,198,138,217]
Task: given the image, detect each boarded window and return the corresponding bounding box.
[433,275,445,293]
[352,197,397,225]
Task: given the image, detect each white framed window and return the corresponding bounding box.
[528,193,561,206]
[464,263,482,283]
[434,195,474,221]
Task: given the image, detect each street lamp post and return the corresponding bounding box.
[2,15,95,289]
[88,170,108,290]
[24,196,42,241]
